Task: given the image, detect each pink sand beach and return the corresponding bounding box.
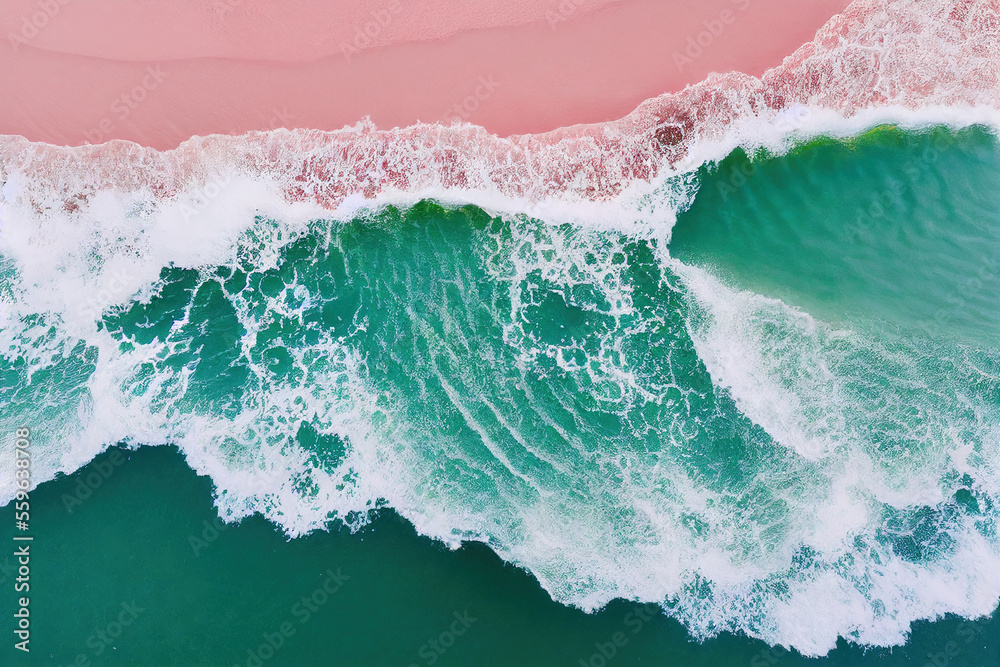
[1,0,850,149]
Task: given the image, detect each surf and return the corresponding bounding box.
[3,0,1000,657]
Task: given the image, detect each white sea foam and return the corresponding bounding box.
[2,0,1000,656]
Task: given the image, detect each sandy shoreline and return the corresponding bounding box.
[0,0,849,149]
[3,0,998,225]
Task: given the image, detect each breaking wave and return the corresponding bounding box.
[2,0,1000,656]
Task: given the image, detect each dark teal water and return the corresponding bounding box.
[2,125,1000,664]
[1,445,998,666]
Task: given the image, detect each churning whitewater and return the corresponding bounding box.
[3,118,1000,658]
[3,0,1000,656]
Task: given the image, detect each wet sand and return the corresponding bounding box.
[0,0,851,149]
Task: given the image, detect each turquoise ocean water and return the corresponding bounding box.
[2,125,1000,665]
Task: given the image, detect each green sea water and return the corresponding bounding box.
[0,445,997,666]
[2,125,1000,665]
